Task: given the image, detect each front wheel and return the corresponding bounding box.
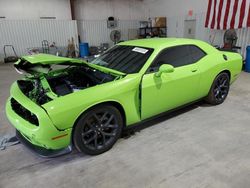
[205,72,230,105]
[73,105,123,155]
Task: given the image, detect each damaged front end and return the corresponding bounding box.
[14,54,124,106]
[6,54,125,155]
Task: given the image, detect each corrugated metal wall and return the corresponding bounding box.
[0,20,78,60]
[167,12,250,59]
[1,17,249,60]
[77,20,139,46]
[235,28,250,59]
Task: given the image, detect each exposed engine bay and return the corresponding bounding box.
[17,65,119,105]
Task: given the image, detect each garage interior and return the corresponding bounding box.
[1,0,250,187]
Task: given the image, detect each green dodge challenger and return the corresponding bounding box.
[6,38,242,156]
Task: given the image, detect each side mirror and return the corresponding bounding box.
[155,64,174,77]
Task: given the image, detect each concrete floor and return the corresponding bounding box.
[0,63,250,188]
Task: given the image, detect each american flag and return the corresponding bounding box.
[205,0,250,30]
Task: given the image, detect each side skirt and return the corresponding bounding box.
[123,98,204,133]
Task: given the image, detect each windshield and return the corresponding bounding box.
[91,45,154,74]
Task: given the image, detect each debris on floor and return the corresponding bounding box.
[0,134,20,150]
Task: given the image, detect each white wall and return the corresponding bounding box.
[0,0,71,20]
[77,20,139,46]
[74,0,147,20]
[75,0,146,46]
[145,0,207,17]
[144,0,219,43]
[0,20,78,60]
[1,0,248,58]
[144,0,249,59]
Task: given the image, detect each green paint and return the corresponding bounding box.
[6,38,242,150]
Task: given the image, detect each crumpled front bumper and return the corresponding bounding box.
[6,82,73,155]
[16,130,72,157]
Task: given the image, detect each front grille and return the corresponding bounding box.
[10,98,39,126]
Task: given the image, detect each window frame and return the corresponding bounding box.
[146,44,207,74]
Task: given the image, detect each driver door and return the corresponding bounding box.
[141,45,205,120]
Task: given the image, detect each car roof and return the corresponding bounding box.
[119,38,210,50]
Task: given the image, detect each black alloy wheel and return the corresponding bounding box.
[74,105,123,155]
[205,72,230,105]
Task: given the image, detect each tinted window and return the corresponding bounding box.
[92,45,154,74]
[148,45,206,72]
[189,45,206,62]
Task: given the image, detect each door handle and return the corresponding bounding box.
[191,69,197,72]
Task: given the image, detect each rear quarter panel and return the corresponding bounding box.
[198,51,242,97]
[224,52,243,83]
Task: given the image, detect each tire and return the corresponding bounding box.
[73,105,123,155]
[205,72,230,105]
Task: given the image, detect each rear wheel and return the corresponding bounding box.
[205,72,230,105]
[73,105,123,155]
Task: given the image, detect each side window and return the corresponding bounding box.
[148,45,206,73]
[189,45,206,62]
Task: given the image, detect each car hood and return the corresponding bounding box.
[14,54,84,74]
[14,54,125,76]
[19,54,83,64]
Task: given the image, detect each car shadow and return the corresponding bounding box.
[10,100,213,167]
[121,100,212,138]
